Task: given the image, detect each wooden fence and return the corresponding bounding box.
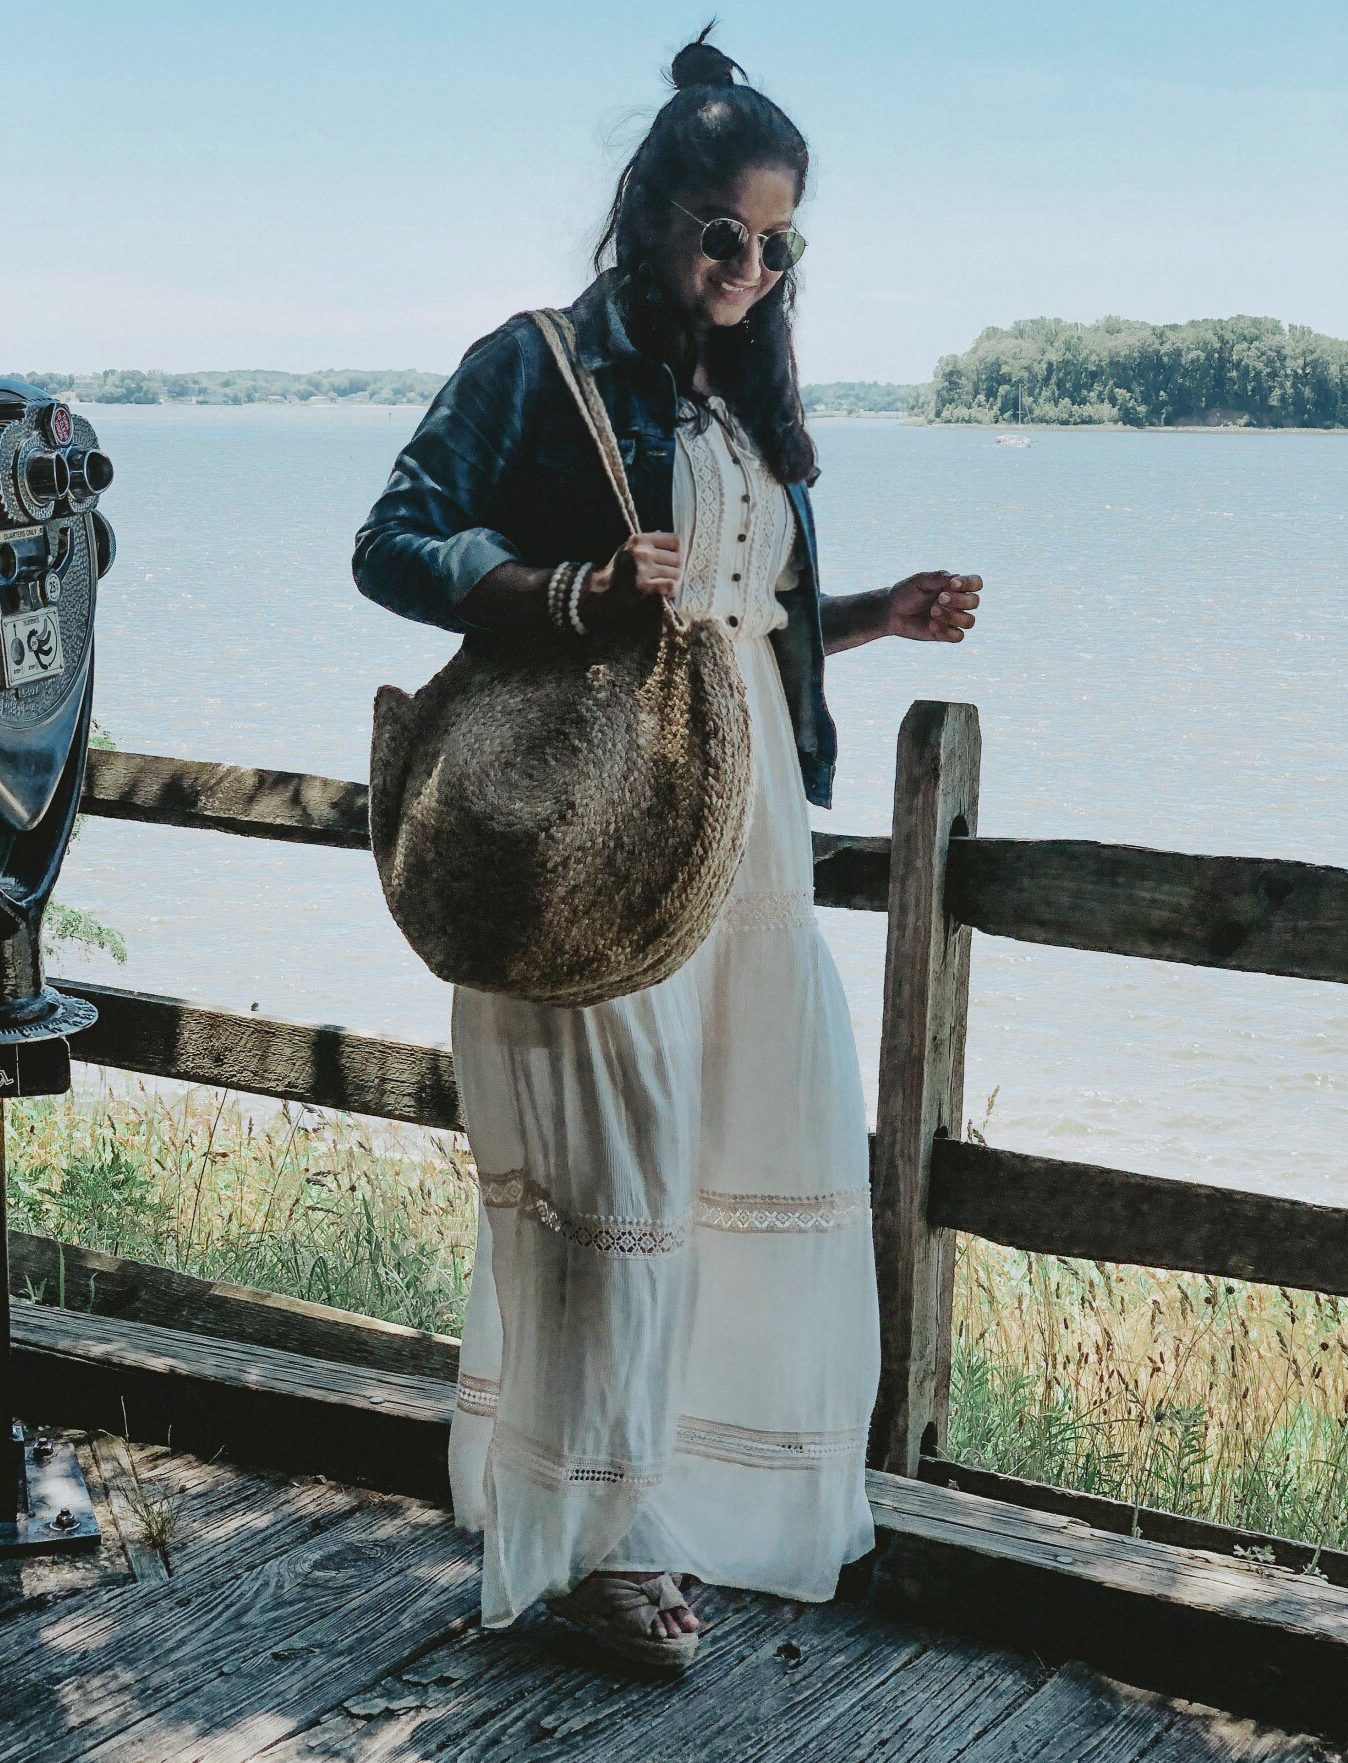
[60,702,1348,1490]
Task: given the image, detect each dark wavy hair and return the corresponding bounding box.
[592,24,818,487]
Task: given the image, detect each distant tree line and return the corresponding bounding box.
[28,366,935,414]
[932,315,1348,427]
[26,316,1348,425]
[24,368,445,405]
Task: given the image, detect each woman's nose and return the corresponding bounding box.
[731,235,764,281]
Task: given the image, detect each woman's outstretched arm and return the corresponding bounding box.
[821,572,982,656]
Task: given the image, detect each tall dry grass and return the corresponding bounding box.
[950,1237,1348,1550]
[7,1079,1345,1553]
[7,1079,478,1335]
[947,1093,1348,1552]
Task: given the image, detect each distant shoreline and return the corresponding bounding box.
[808,412,1348,434]
[75,399,1347,435]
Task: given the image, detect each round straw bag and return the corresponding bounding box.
[368,309,752,1008]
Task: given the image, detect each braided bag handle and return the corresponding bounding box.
[528,308,641,538]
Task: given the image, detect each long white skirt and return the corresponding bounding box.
[448,628,881,1629]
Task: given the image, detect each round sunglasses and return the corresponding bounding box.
[668,196,807,274]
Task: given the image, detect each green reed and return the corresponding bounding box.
[6,1079,477,1336]
[7,1078,1345,1554]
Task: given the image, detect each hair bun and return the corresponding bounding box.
[670,24,745,90]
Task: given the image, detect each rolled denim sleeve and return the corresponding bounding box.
[352,321,533,635]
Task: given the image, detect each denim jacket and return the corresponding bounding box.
[352,268,838,809]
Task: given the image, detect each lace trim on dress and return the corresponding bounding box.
[479,1170,690,1255]
[675,1414,867,1469]
[718,888,816,932]
[477,1171,526,1208]
[455,1372,500,1416]
[676,412,722,621]
[490,1419,667,1491]
[457,1388,866,1475]
[694,1187,871,1234]
[477,1168,867,1245]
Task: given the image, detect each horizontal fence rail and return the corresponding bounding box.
[931,1139,1348,1299]
[81,749,370,848]
[50,977,463,1130]
[947,837,1348,986]
[81,751,1348,982]
[66,741,1348,1312]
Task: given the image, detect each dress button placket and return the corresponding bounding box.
[720,408,753,611]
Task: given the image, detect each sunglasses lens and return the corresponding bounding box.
[700,218,748,262]
[763,229,806,272]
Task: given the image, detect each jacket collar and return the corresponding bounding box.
[568,269,642,371]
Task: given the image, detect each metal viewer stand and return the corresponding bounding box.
[0,379,114,1555]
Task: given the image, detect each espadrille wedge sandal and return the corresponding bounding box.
[547,1572,700,1671]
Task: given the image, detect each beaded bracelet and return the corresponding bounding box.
[567,563,592,636]
[546,561,573,632]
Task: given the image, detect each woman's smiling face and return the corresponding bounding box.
[658,162,800,331]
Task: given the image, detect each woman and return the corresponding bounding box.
[353,27,982,1669]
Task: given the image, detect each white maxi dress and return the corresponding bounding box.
[448,394,881,1629]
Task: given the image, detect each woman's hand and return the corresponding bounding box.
[580,533,683,630]
[884,571,983,643]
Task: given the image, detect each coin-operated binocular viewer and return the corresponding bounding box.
[0,380,113,1554]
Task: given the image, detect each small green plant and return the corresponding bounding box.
[947,1092,1348,1556]
[9,1081,478,1335]
[13,1077,1347,1559]
[43,720,128,966]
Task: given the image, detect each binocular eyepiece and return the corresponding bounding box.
[23,447,114,508]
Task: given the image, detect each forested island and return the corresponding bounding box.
[930,315,1348,427]
[28,314,1348,425]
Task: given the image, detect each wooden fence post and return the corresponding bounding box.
[869,700,981,1476]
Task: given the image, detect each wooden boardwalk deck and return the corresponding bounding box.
[1,1433,1339,1763]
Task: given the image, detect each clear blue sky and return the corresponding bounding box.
[9,0,1346,382]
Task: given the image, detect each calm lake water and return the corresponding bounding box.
[58,403,1348,1204]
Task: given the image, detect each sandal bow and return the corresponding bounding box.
[648,1573,689,1615]
[546,1570,700,1671]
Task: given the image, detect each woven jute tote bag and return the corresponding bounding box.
[368,308,753,1008]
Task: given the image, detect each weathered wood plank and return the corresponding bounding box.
[79,756,1348,989]
[263,1587,812,1763]
[0,1447,355,1646]
[81,747,370,848]
[929,1139,1348,1297]
[9,1302,455,1501]
[0,1496,478,1763]
[947,837,1348,985]
[870,700,981,1474]
[86,1432,169,1584]
[80,751,898,915]
[10,1233,462,1381]
[918,1455,1348,1589]
[952,1661,1194,1763]
[868,1468,1348,1744]
[809,830,890,912]
[49,976,464,1129]
[1140,1696,1334,1763]
[116,1443,367,1582]
[747,1628,1041,1763]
